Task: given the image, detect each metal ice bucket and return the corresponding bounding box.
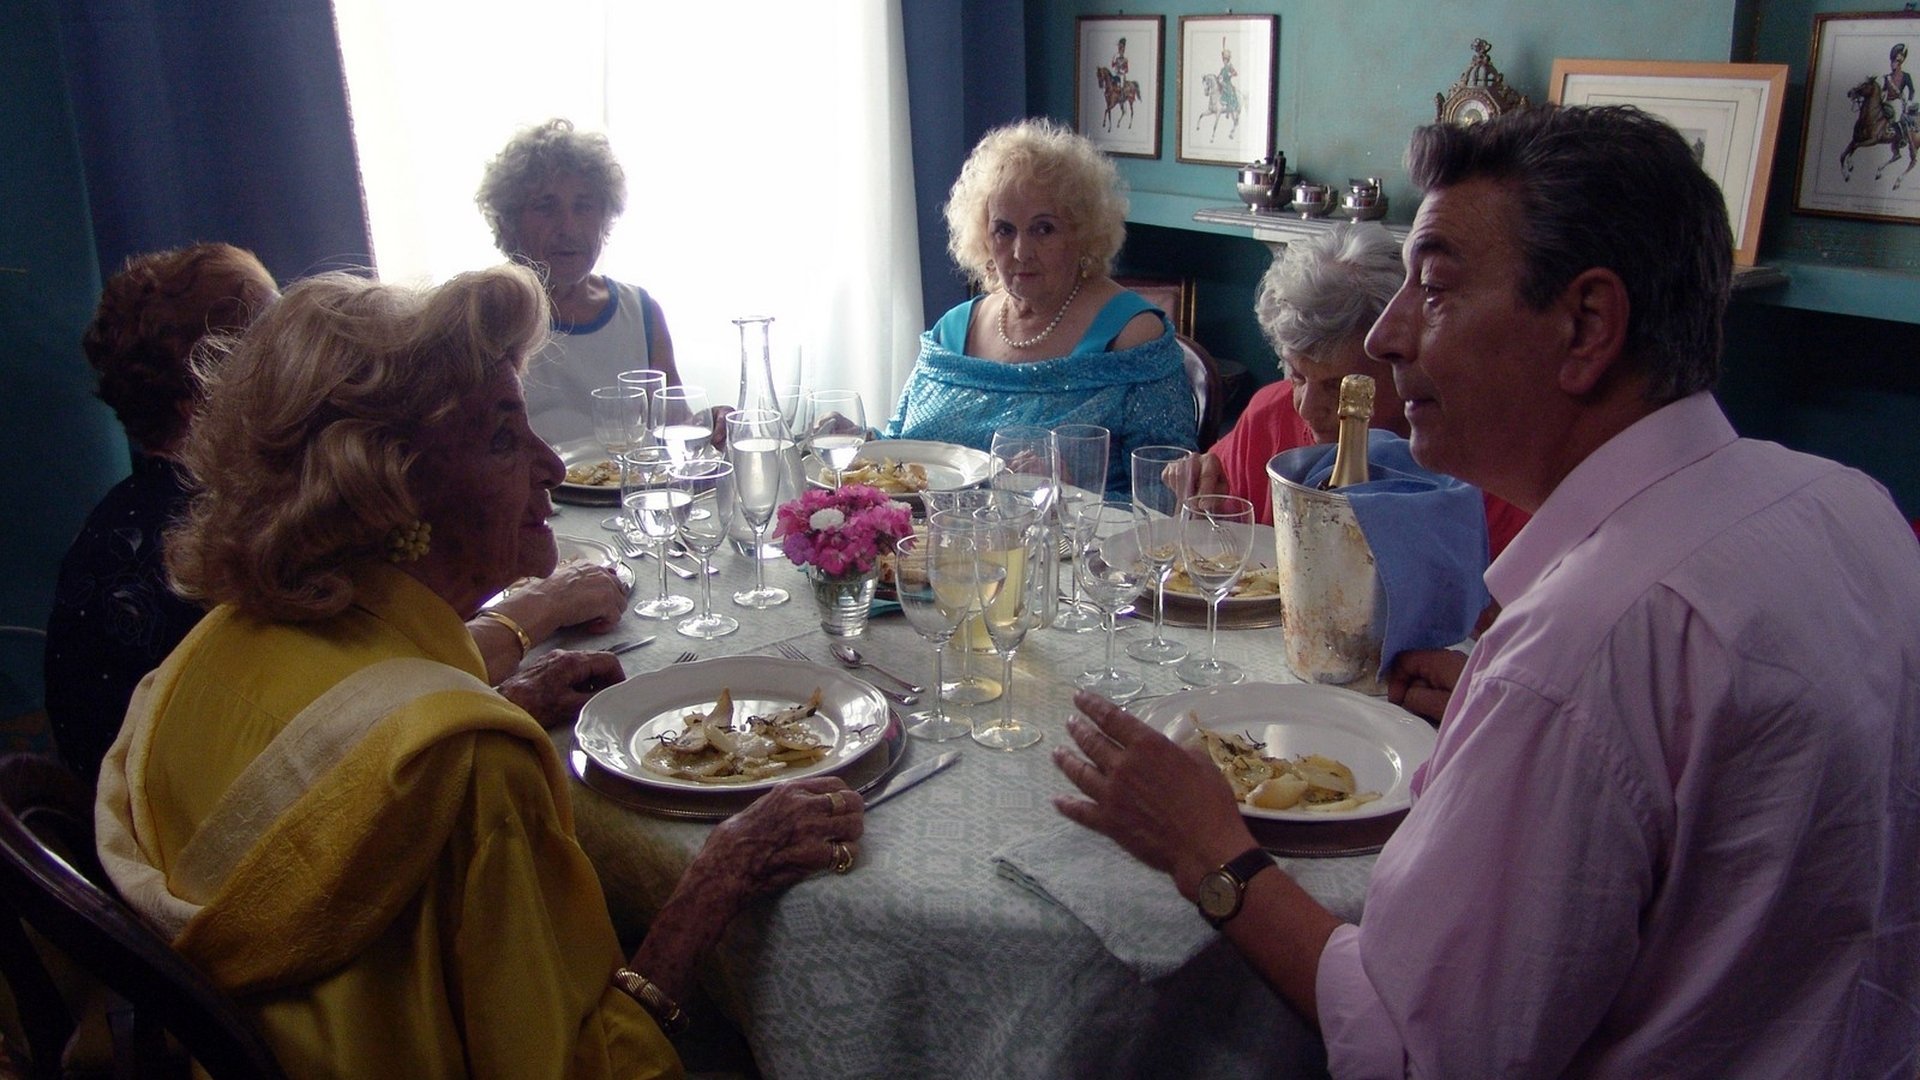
[1268,446,1387,689]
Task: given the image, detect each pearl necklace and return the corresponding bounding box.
[996,277,1084,350]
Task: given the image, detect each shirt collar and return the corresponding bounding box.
[1486,392,1736,607]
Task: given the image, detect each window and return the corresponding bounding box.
[333,0,922,415]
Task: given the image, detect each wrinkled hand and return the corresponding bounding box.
[693,776,866,905]
[509,561,627,637]
[496,649,624,728]
[1163,452,1228,501]
[1386,648,1467,725]
[1053,691,1255,898]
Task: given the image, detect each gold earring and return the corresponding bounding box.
[386,520,431,563]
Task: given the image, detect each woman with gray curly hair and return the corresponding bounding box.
[883,117,1194,495]
[478,118,680,446]
[96,265,861,1077]
[1191,221,1527,554]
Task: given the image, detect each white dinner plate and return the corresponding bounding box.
[805,439,995,494]
[554,438,621,505]
[575,656,891,794]
[1134,523,1283,628]
[1133,683,1434,823]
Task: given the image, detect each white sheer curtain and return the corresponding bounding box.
[332,0,922,417]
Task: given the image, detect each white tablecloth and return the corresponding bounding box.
[540,504,1377,1079]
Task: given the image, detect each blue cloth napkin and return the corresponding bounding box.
[1272,430,1489,675]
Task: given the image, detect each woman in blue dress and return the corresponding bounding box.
[882,118,1195,496]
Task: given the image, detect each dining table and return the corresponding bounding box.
[537,498,1395,1080]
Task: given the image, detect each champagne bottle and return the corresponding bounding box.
[1322,374,1374,490]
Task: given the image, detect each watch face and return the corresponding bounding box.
[1198,870,1239,919]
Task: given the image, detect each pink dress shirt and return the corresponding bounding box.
[1315,393,1920,1077]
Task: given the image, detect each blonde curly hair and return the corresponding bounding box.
[944,118,1129,291]
[166,264,550,621]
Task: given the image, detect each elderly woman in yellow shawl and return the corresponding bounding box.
[94,264,861,1077]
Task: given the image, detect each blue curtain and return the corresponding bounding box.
[57,0,370,283]
[901,0,1029,325]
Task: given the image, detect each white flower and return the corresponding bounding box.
[808,508,846,531]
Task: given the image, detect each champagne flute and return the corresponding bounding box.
[653,385,714,465]
[671,459,738,639]
[959,499,1043,750]
[894,530,970,741]
[1074,501,1150,702]
[591,385,647,532]
[1051,423,1109,632]
[1174,494,1256,687]
[990,426,1059,627]
[802,389,867,486]
[621,446,694,619]
[725,408,792,609]
[921,491,1000,705]
[1128,445,1195,665]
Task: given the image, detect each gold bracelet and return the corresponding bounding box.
[610,967,690,1036]
[474,609,532,657]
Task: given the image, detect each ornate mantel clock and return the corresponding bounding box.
[1436,38,1528,126]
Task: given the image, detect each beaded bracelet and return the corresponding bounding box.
[473,609,532,657]
[611,967,690,1036]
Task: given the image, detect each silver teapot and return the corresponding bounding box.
[1236,153,1294,212]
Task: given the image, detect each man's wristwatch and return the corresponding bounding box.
[1196,846,1275,929]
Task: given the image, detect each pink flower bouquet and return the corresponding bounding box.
[774,484,914,579]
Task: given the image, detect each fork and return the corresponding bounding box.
[775,641,918,706]
[671,650,699,665]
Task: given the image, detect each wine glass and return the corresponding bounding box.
[724,408,792,609]
[671,459,738,639]
[616,367,666,434]
[1074,501,1150,702]
[1051,423,1109,632]
[893,531,970,741]
[801,389,867,486]
[1128,445,1195,665]
[621,446,694,619]
[959,499,1042,750]
[653,385,714,465]
[591,385,647,532]
[921,491,1000,705]
[1174,494,1256,687]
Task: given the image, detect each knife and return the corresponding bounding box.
[607,636,657,655]
[863,750,960,810]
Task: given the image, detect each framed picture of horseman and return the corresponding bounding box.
[1077,15,1163,159]
[1176,14,1276,166]
[1794,11,1920,225]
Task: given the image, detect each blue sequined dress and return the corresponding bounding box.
[881,291,1197,496]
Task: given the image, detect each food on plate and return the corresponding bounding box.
[642,688,830,783]
[840,458,931,494]
[564,459,620,487]
[1198,724,1381,813]
[1164,565,1282,599]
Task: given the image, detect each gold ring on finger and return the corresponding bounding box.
[830,841,854,875]
[827,790,847,815]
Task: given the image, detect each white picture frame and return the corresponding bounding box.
[1550,59,1788,265]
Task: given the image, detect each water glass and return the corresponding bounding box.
[591,385,648,532]
[894,532,970,741]
[801,389,867,485]
[622,446,694,619]
[1051,423,1109,631]
[1174,494,1255,687]
[653,385,714,465]
[725,409,792,609]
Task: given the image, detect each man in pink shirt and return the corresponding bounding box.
[1053,104,1920,1076]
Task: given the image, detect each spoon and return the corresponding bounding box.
[828,643,924,695]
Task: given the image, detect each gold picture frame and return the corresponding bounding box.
[1550,59,1788,265]
[1075,15,1165,160]
[1793,11,1920,225]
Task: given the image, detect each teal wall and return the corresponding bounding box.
[1026,0,1920,518]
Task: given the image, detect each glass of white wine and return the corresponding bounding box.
[1174,494,1256,687]
[801,388,866,486]
[670,459,737,639]
[622,446,694,620]
[724,408,792,609]
[1073,501,1150,702]
[921,491,1000,705]
[894,530,970,741]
